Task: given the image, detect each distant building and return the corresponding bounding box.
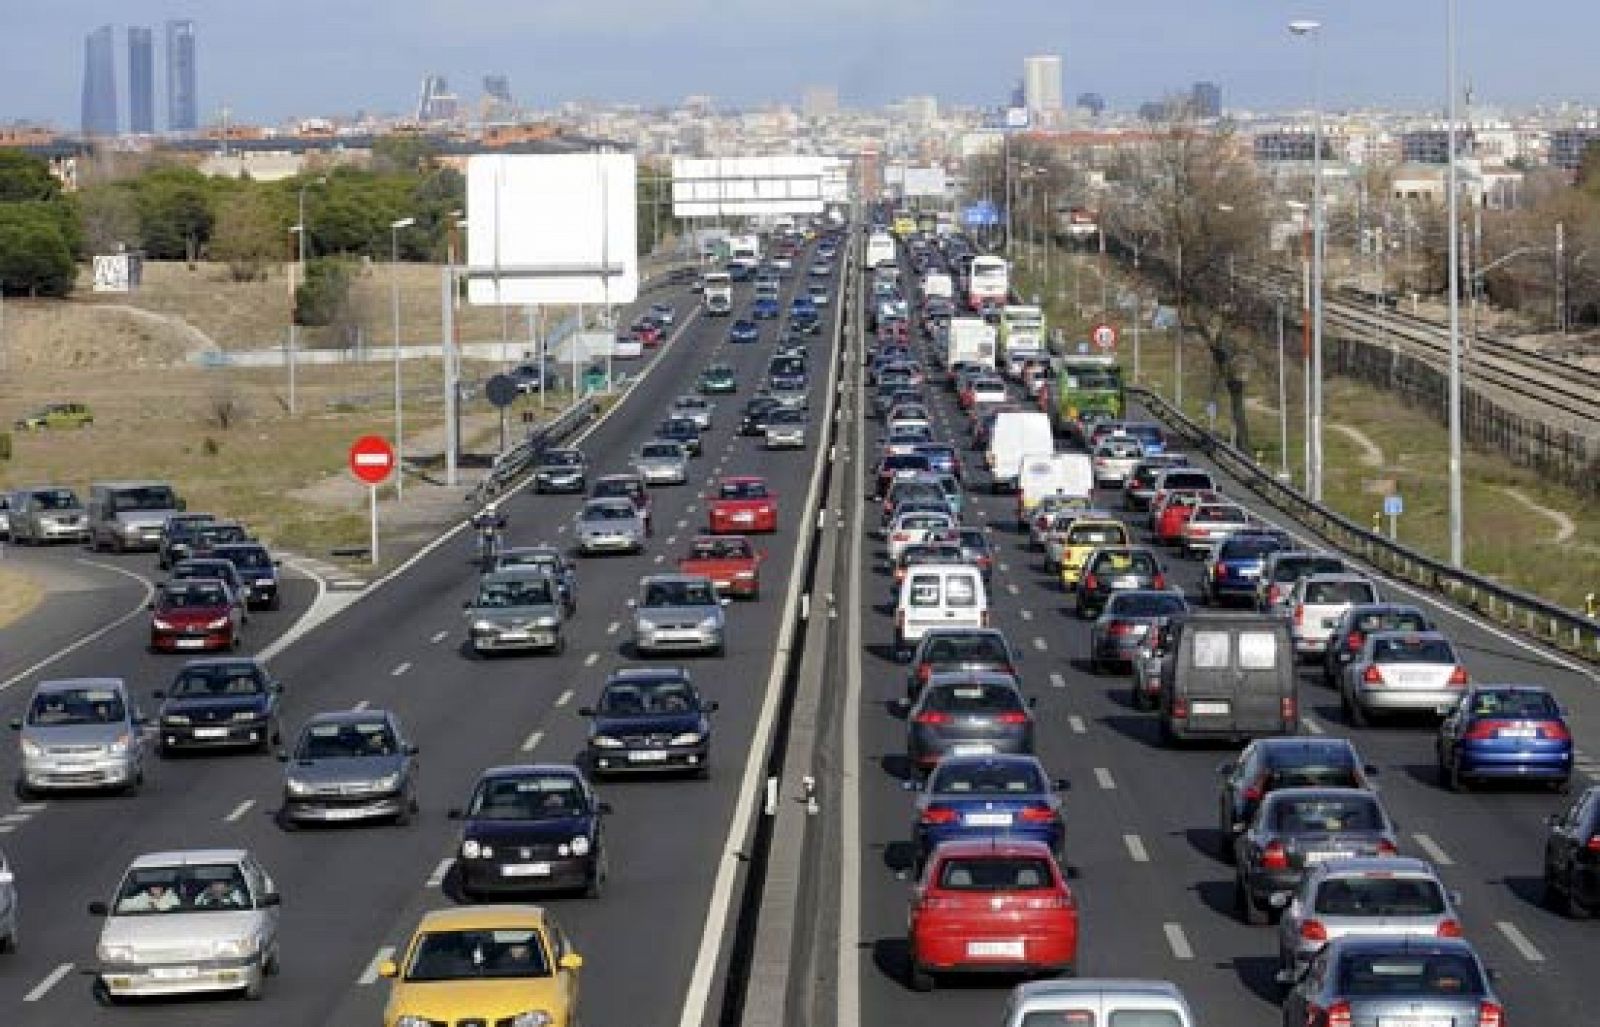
[1022,55,1064,116]
[902,95,938,127]
[802,85,839,119]
[1076,92,1106,117]
[128,27,154,134]
[1401,129,1473,165]
[165,19,198,132]
[481,74,515,122]
[1549,128,1600,170]
[1191,81,1222,119]
[81,25,118,137]
[1253,129,1337,164]
[416,74,460,123]
[483,74,512,104]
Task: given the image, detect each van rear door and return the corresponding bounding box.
[1180,625,1295,737]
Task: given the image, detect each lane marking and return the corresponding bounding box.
[1032,637,1047,651]
[16,803,45,813]
[0,825,15,835]
[520,728,544,752]
[584,653,599,667]
[1412,833,1455,867]
[1094,767,1116,790]
[654,554,666,564]
[223,799,255,824]
[0,561,156,696]
[1495,921,1545,962]
[0,813,30,823]
[1163,923,1194,960]
[1125,833,1150,863]
[606,621,621,636]
[391,661,412,677]
[1068,715,1087,735]
[1301,716,1324,735]
[430,630,449,644]
[666,535,678,546]
[556,524,567,534]
[1019,609,1034,622]
[358,947,396,985]
[1049,672,1066,688]
[1007,583,1020,596]
[425,858,452,889]
[677,519,689,530]
[24,963,74,1002]
[555,689,574,707]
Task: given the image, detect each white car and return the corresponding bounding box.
[886,509,956,564]
[670,396,714,430]
[91,848,281,1001]
[634,441,689,486]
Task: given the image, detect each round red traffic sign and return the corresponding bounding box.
[348,435,396,485]
[1090,323,1119,351]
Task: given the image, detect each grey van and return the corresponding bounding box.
[8,485,90,545]
[1156,613,1299,745]
[88,481,185,552]
[11,678,147,796]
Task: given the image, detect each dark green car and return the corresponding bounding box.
[697,364,738,394]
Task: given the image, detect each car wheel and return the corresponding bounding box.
[93,977,119,1006]
[1344,691,1368,728]
[1130,684,1149,712]
[1446,759,1469,793]
[0,922,16,953]
[584,854,607,900]
[393,801,413,828]
[1550,776,1572,795]
[264,947,281,976]
[907,962,936,992]
[243,968,265,1000]
[1237,875,1267,926]
[276,810,299,833]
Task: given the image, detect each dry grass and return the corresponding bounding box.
[0,565,44,629]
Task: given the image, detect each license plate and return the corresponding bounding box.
[192,727,229,739]
[1306,850,1356,864]
[1114,576,1141,588]
[1238,568,1259,579]
[966,940,1025,959]
[951,744,995,756]
[1378,1018,1452,1027]
[964,812,1013,827]
[502,862,552,877]
[628,750,670,762]
[499,631,531,641]
[1497,727,1538,739]
[735,512,754,522]
[321,807,370,820]
[150,966,199,980]
[255,578,274,587]
[176,639,207,649]
[1322,617,1339,628]
[1191,701,1230,716]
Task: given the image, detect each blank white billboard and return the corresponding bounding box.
[466,153,639,306]
[672,156,827,217]
[901,167,948,198]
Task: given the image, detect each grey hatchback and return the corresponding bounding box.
[905,672,1036,775]
[278,710,419,827]
[1281,936,1503,1027]
[464,569,567,656]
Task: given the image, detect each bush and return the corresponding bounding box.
[294,257,352,327]
[0,206,76,297]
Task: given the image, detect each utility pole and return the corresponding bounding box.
[1444,0,1465,568]
[1277,298,1289,477]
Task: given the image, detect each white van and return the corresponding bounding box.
[1003,979,1196,1027]
[894,565,989,659]
[987,411,1055,493]
[1017,452,1094,526]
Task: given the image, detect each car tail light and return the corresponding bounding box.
[1261,840,1289,871]
[1214,562,1227,580]
[1018,804,1056,823]
[915,711,952,726]
[1281,697,1298,722]
[1362,665,1385,686]
[1376,839,1399,856]
[1023,893,1074,910]
[1478,1000,1504,1027]
[1153,573,1167,590]
[1293,604,1305,627]
[1268,584,1284,605]
[919,805,960,825]
[1436,918,1463,938]
[1109,621,1134,637]
[1448,665,1470,687]
[916,664,932,684]
[1083,574,1099,592]
[996,711,1030,725]
[1242,774,1269,803]
[895,610,904,630]
[1585,835,1600,854]
[1299,919,1327,942]
[1345,630,1364,651]
[1172,698,1189,720]
[1541,720,1572,742]
[1464,719,1511,741]
[1323,1001,1354,1027]
[980,610,990,627]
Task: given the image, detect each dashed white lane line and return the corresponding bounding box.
[16,803,45,813]
[1302,716,1325,735]
[520,729,544,753]
[391,661,412,677]
[1163,923,1194,960]
[1068,715,1087,735]
[1412,833,1455,867]
[556,524,567,534]
[584,652,600,667]
[1019,609,1034,622]
[666,535,678,546]
[0,825,15,835]
[607,621,621,635]
[1032,637,1047,651]
[1124,834,1150,863]
[425,859,452,889]
[1049,672,1066,688]
[223,799,255,823]
[1094,767,1116,790]
[430,630,449,644]
[24,962,74,1002]
[353,700,371,711]
[1007,583,1020,596]
[688,504,699,513]
[654,554,666,564]
[1496,921,1545,962]
[997,561,1009,572]
[677,519,689,530]
[358,947,396,985]
[555,689,574,707]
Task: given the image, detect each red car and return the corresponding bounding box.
[677,535,765,599]
[1152,489,1221,546]
[631,319,664,346]
[907,839,1078,991]
[707,476,778,534]
[149,578,242,653]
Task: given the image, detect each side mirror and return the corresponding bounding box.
[133,715,149,727]
[1217,761,1236,776]
[1231,821,1247,835]
[577,706,595,718]
[1435,703,1455,717]
[272,683,286,694]
[626,598,637,609]
[407,745,421,756]
[1449,890,1463,907]
[1545,812,1563,827]
[274,749,289,762]
[447,809,463,820]
[145,601,155,611]
[597,802,614,816]
[1273,967,1298,986]
[0,870,12,886]
[901,779,922,792]
[559,953,585,972]
[1027,696,1039,708]
[377,959,399,979]
[1054,778,1071,791]
[89,901,109,917]
[274,559,283,567]
[1364,764,1380,776]
[261,892,282,907]
[703,700,720,713]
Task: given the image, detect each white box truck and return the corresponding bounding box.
[947,317,998,370]
[702,271,733,316]
[986,410,1055,494]
[922,272,954,301]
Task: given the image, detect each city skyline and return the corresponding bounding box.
[10,2,1600,128]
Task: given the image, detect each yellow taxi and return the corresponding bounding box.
[382,905,582,1027]
[1058,518,1131,589]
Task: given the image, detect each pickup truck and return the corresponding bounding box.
[678,535,765,600]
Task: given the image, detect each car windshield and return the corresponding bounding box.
[219,546,273,570]
[1354,611,1429,633]
[1272,796,1383,833]
[197,524,247,544]
[1195,505,1248,523]
[404,928,552,982]
[643,580,717,607]
[468,776,589,820]
[1337,952,1485,997]
[584,503,636,522]
[30,488,80,510]
[1161,472,1213,490]
[113,864,253,915]
[170,666,266,697]
[28,687,126,726]
[923,635,1009,665]
[1306,580,1377,604]
[931,761,1046,795]
[1266,757,1361,789]
[1372,637,1456,664]
[110,486,178,512]
[162,584,229,608]
[883,455,931,473]
[719,481,769,500]
[1069,524,1125,544]
[594,480,642,500]
[297,720,398,759]
[936,857,1053,891]
[1468,690,1561,719]
[1277,556,1347,581]
[1222,537,1283,558]
[1108,593,1188,618]
[1089,551,1158,576]
[641,444,681,460]
[1315,876,1447,917]
[924,683,1024,713]
[475,579,555,608]
[598,679,698,716]
[542,451,583,467]
[690,538,752,560]
[1097,439,1144,458]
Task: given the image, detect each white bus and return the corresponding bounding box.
[866,231,897,269]
[967,255,1010,310]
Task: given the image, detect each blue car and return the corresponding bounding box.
[1436,685,1574,791]
[789,297,818,319]
[728,320,761,344]
[912,443,962,482]
[752,297,780,320]
[1200,530,1292,606]
[1123,421,1168,455]
[908,754,1068,866]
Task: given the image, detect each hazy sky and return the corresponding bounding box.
[4,1,1598,128]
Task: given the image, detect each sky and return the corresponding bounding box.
[4,1,1599,129]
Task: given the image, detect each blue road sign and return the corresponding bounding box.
[961,202,1002,227]
[1383,495,1403,517]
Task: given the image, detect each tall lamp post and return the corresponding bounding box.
[287,176,327,417]
[389,216,415,498]
[1289,18,1326,502]
[1444,0,1465,567]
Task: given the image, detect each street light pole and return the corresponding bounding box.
[1289,18,1326,502]
[389,217,415,499]
[1444,0,1465,568]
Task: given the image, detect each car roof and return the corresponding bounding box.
[177,656,265,672]
[719,475,767,485]
[128,848,250,869]
[413,904,551,932]
[1254,737,1358,761]
[1012,978,1189,1005]
[1261,786,1378,804]
[1311,855,1437,879]
[930,753,1045,775]
[640,573,710,585]
[927,837,1054,860]
[36,676,125,694]
[605,667,692,685]
[1324,935,1478,958]
[925,670,1020,687]
[304,708,396,727]
[480,763,584,781]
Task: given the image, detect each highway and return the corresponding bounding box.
[838,241,1600,1024]
[0,243,845,1026]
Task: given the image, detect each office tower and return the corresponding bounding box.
[1191,81,1222,119]
[483,74,512,104]
[1076,92,1106,117]
[82,25,118,137]
[166,19,198,132]
[417,74,460,122]
[1022,55,1064,116]
[128,27,155,134]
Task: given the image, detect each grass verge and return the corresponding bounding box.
[0,566,44,629]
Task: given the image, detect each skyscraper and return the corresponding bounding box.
[1022,55,1064,117]
[166,19,198,132]
[1191,81,1222,119]
[128,27,155,134]
[81,25,118,137]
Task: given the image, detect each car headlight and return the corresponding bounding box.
[152,618,175,630]
[591,735,624,749]
[206,617,230,630]
[670,732,704,746]
[568,835,591,857]
[397,1017,438,1027]
[99,943,135,963]
[163,714,191,726]
[108,733,133,755]
[472,619,497,633]
[535,616,558,628]
[375,772,402,791]
[698,617,721,632]
[735,570,757,579]
[285,778,312,797]
[462,840,492,859]
[21,739,44,759]
[213,937,258,959]
[510,1012,554,1027]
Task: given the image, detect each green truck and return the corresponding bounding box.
[1051,354,1125,441]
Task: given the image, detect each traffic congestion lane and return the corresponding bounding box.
[0,250,846,1026]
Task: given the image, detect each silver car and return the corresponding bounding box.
[635,441,690,486]
[464,568,567,655]
[1274,856,1462,981]
[0,493,10,539]
[764,407,808,449]
[1091,436,1146,488]
[278,710,419,826]
[670,395,714,429]
[632,574,728,656]
[1342,630,1467,726]
[90,848,281,1001]
[575,498,646,555]
[12,678,146,796]
[8,485,90,544]
[0,849,16,953]
[1282,936,1503,1027]
[1289,572,1379,658]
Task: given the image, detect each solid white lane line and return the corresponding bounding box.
[0,561,156,697]
[358,947,396,985]
[1032,637,1047,651]
[607,621,621,635]
[521,730,544,753]
[1125,834,1150,863]
[1068,715,1088,735]
[555,689,574,707]
[352,700,371,711]
[430,630,449,644]
[16,803,46,813]
[24,963,74,1002]
[1094,767,1116,790]
[1412,833,1455,867]
[1496,921,1545,962]
[1163,923,1194,960]
[425,859,452,889]
[0,825,16,835]
[223,800,255,823]
[0,813,29,823]
[391,662,412,677]
[584,653,600,667]
[1302,717,1325,735]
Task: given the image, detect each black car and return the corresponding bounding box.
[157,513,217,570]
[1075,546,1167,619]
[657,417,703,457]
[1234,787,1399,925]
[1321,603,1434,688]
[579,667,719,777]
[449,764,611,900]
[532,448,588,494]
[189,520,250,559]
[1543,784,1600,918]
[739,397,783,436]
[905,628,1022,701]
[153,657,283,755]
[210,542,282,610]
[1216,737,1377,857]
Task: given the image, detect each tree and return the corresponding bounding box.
[77,184,142,255]
[0,150,61,203]
[134,168,215,262]
[0,206,76,297]
[294,256,353,327]
[371,134,439,176]
[210,190,286,281]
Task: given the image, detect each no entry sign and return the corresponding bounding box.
[349,435,396,485]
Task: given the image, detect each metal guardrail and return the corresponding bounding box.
[1128,384,1600,663]
[468,397,597,505]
